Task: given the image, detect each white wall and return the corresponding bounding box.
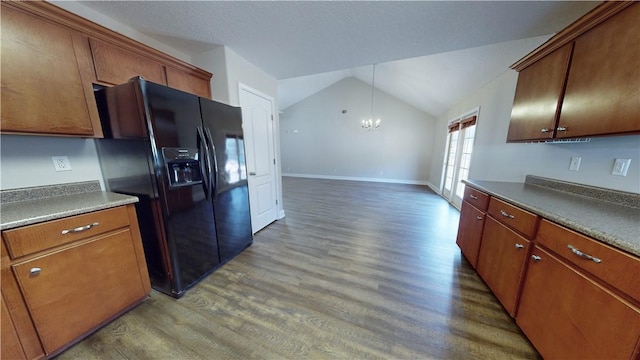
[429,70,640,194]
[0,135,104,190]
[280,77,436,185]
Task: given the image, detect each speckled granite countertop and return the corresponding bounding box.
[0,181,138,231]
[464,176,640,258]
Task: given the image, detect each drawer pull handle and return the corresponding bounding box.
[540,128,550,133]
[531,255,542,262]
[476,216,483,221]
[567,245,601,264]
[556,127,567,132]
[500,210,515,219]
[61,222,99,235]
[515,243,524,249]
[469,194,478,200]
[30,268,42,276]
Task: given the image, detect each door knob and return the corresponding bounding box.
[249,172,256,176]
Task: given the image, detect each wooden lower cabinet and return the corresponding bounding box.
[1,293,28,360]
[456,200,486,268]
[12,230,148,354]
[1,204,151,358]
[476,217,531,316]
[517,246,640,359]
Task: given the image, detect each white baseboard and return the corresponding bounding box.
[282,173,436,187]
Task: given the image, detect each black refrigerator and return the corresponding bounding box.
[94,77,253,298]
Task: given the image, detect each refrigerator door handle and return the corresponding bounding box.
[197,126,213,200]
[204,128,219,200]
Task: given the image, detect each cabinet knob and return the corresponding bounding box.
[556,127,567,132]
[515,243,524,249]
[540,128,550,133]
[531,255,542,262]
[30,267,42,276]
[476,216,483,221]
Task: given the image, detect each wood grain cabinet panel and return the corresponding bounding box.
[165,66,212,98]
[1,204,150,357]
[507,3,640,141]
[1,293,27,360]
[12,229,148,354]
[462,187,489,211]
[456,200,486,269]
[517,246,640,359]
[487,198,539,239]
[0,5,99,137]
[507,44,572,142]
[536,219,640,303]
[90,38,167,86]
[558,3,640,138]
[476,217,531,316]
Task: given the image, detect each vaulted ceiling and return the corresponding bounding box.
[75,1,599,116]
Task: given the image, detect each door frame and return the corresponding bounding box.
[441,107,480,209]
[238,83,285,229]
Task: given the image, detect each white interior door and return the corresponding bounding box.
[239,85,278,233]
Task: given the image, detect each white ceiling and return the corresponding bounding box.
[76,1,600,116]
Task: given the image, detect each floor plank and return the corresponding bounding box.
[56,177,540,359]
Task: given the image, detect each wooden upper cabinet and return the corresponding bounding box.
[508,2,639,142]
[165,66,212,98]
[89,38,167,86]
[558,3,640,138]
[507,44,572,142]
[0,5,101,137]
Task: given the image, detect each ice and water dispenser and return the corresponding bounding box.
[162,148,203,188]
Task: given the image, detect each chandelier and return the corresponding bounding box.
[362,63,381,131]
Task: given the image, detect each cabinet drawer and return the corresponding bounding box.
[487,198,539,239]
[536,219,640,302]
[463,187,489,211]
[2,206,130,258]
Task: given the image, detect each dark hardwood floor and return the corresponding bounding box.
[56,177,539,359]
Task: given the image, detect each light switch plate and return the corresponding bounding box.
[611,158,631,176]
[52,156,72,172]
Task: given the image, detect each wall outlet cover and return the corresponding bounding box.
[611,158,631,176]
[52,156,72,172]
[569,157,581,171]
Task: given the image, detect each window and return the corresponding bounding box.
[441,112,478,209]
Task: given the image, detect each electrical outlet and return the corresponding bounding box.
[52,156,72,172]
[569,157,581,171]
[611,158,631,176]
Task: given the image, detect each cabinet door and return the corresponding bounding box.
[12,230,148,354]
[89,37,167,86]
[476,217,531,316]
[558,3,640,138]
[0,5,97,136]
[507,43,573,142]
[1,293,26,360]
[517,246,640,359]
[456,201,486,268]
[165,66,212,98]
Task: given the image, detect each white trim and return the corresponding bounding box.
[283,173,435,187]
